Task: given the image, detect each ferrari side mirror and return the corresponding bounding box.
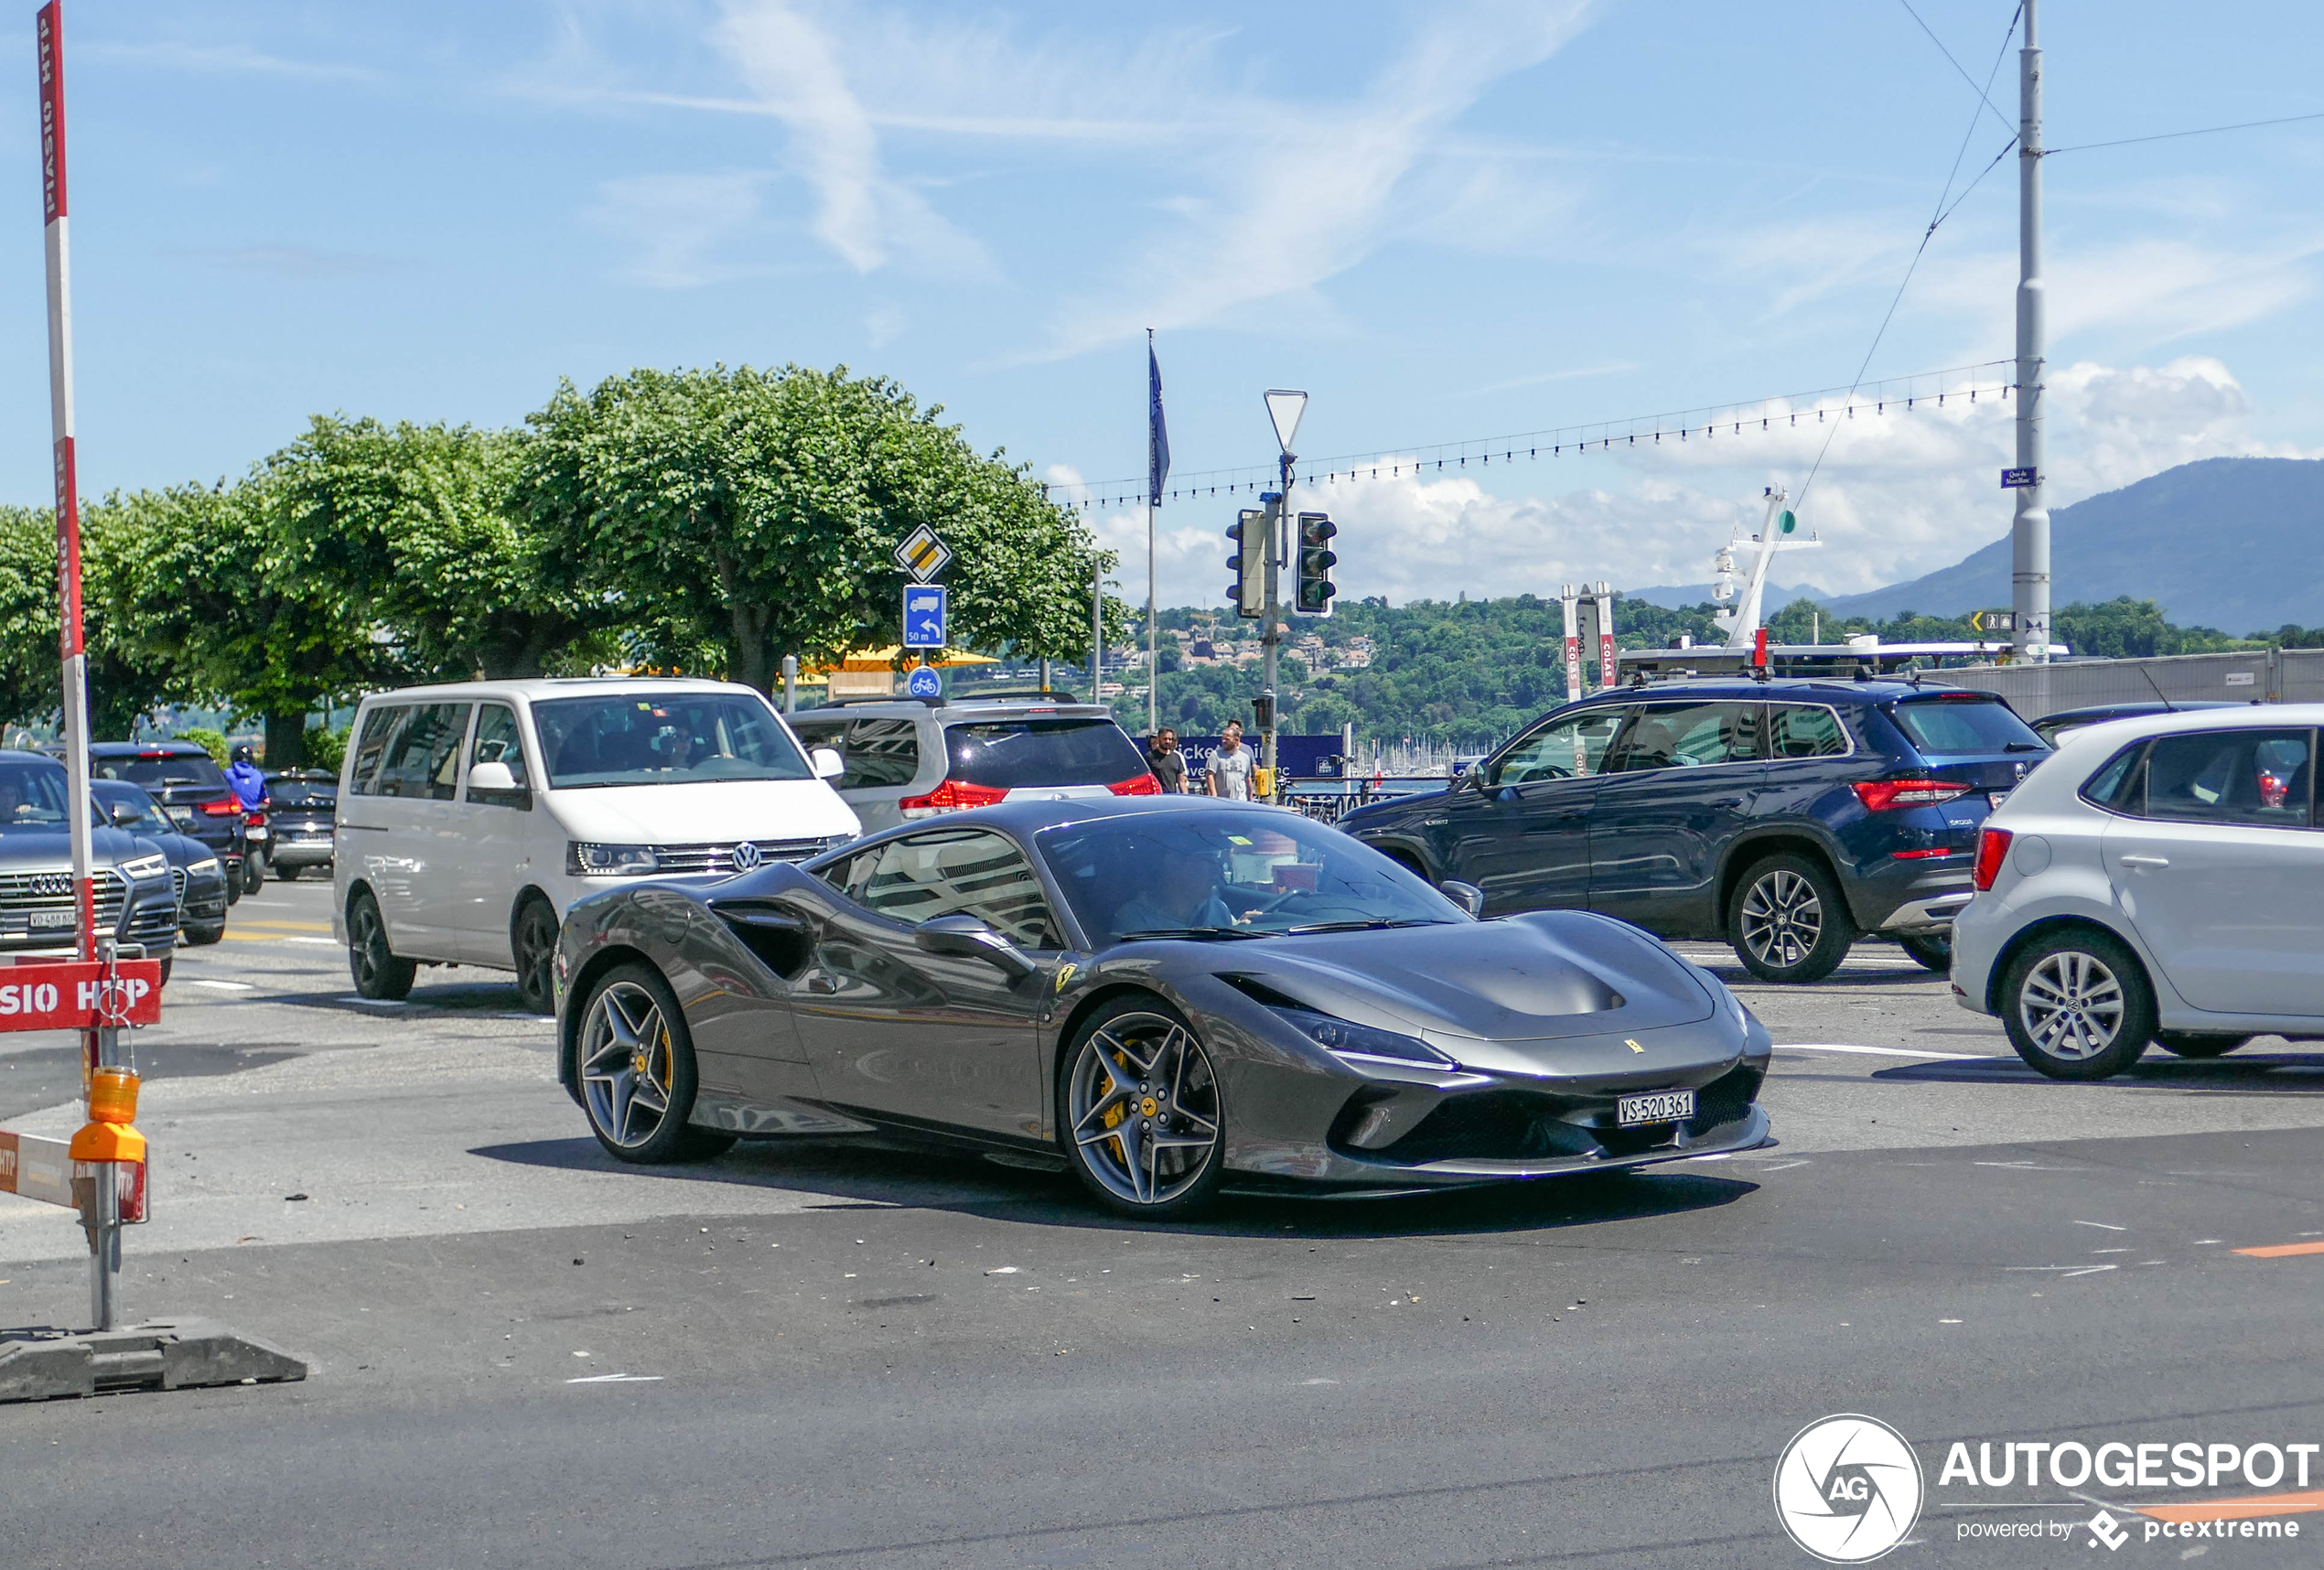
[1439,880,1485,919]
[914,913,1037,979]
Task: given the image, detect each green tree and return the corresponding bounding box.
[518,364,1116,692]
[0,503,175,737]
[268,414,613,682]
[102,479,400,766]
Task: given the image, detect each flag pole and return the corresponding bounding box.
[1146,329,1167,737]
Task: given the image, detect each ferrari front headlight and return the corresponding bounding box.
[1268,1005,1456,1069]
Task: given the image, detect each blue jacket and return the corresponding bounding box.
[225,760,267,810]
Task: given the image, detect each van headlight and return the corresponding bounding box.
[567,842,659,877]
[120,854,169,881]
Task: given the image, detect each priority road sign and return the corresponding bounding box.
[903,583,949,650]
[894,524,952,582]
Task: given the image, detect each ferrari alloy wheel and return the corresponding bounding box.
[576,964,731,1164]
[2001,929,2156,1081]
[1060,998,1224,1218]
[1730,854,1853,984]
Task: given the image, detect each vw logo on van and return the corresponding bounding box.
[729,841,763,872]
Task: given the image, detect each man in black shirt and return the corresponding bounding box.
[1146,727,1188,792]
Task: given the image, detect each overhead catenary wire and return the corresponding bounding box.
[2044,108,2324,156]
[1796,0,2023,511]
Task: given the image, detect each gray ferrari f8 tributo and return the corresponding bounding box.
[554,796,1774,1216]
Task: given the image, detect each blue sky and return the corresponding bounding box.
[3,1,2319,608]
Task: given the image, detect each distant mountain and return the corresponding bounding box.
[1626,579,1834,611]
[1813,457,2324,633]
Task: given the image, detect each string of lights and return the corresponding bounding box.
[1049,358,2017,511]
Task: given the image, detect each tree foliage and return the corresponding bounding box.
[268,415,613,682]
[519,364,1115,692]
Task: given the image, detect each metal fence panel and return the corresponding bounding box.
[1939,651,2282,721]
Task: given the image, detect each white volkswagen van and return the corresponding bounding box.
[330,678,858,1009]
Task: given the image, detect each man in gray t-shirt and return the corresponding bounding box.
[1208,720,1253,801]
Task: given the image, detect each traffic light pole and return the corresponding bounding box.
[2010,0,2050,663]
[1261,447,1289,800]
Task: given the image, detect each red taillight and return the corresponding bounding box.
[1890,846,1953,860]
[897,779,1008,813]
[1108,773,1161,797]
[1852,778,1973,812]
[1973,827,2013,891]
[244,811,265,827]
[197,800,238,817]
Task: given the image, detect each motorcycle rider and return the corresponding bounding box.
[225,745,268,812]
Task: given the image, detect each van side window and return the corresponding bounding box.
[349,705,406,796]
[468,704,532,805]
[375,704,473,801]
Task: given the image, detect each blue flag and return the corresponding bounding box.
[1147,335,1170,507]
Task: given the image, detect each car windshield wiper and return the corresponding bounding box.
[2003,742,2045,753]
[1281,918,1457,935]
[1114,927,1265,941]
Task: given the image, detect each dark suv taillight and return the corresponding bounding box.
[1852,778,1972,812]
[1108,774,1160,797]
[1973,827,2013,891]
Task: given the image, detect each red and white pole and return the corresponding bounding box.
[38,5,93,984]
[38,1,123,1330]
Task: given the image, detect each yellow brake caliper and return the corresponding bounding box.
[1101,1049,1129,1166]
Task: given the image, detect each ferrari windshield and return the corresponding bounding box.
[533,692,812,789]
[1037,808,1461,945]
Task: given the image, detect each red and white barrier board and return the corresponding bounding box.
[0,958,163,1031]
[0,1129,145,1222]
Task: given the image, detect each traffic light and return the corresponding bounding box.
[1294,511,1338,616]
[1252,691,1276,729]
[1226,504,1269,618]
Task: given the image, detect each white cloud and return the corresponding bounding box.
[710,1,996,279]
[1040,0,1599,357]
[590,171,769,288]
[1093,357,2320,607]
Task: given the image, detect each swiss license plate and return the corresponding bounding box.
[1618,1089,1695,1126]
[28,909,77,929]
[1987,790,2010,810]
[166,806,193,826]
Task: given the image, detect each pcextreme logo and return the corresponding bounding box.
[1773,1414,1925,1564]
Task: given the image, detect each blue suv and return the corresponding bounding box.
[1339,678,2049,983]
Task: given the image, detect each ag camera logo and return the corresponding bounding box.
[1774,1414,1924,1564]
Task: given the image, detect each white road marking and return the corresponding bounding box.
[2006,1264,2119,1278]
[1774,1043,1992,1061]
[287,937,341,946]
[2072,1220,2128,1231]
[192,980,255,992]
[566,1373,662,1383]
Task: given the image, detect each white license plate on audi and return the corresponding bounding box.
[28,909,76,929]
[1617,1090,1695,1126]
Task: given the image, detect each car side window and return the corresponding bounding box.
[1489,707,1626,787]
[467,704,533,806]
[374,704,473,801]
[2141,729,2312,828]
[851,828,1060,948]
[1768,704,1850,759]
[2080,743,2146,813]
[348,705,406,796]
[1604,701,1762,773]
[844,718,922,789]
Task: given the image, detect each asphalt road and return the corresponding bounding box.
[5,879,2324,1568]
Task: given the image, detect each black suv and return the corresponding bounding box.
[1339,677,2049,982]
[263,768,337,880]
[84,741,250,900]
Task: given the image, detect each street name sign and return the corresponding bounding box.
[2000,468,2038,489]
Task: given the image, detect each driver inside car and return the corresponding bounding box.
[1113,847,1238,936]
